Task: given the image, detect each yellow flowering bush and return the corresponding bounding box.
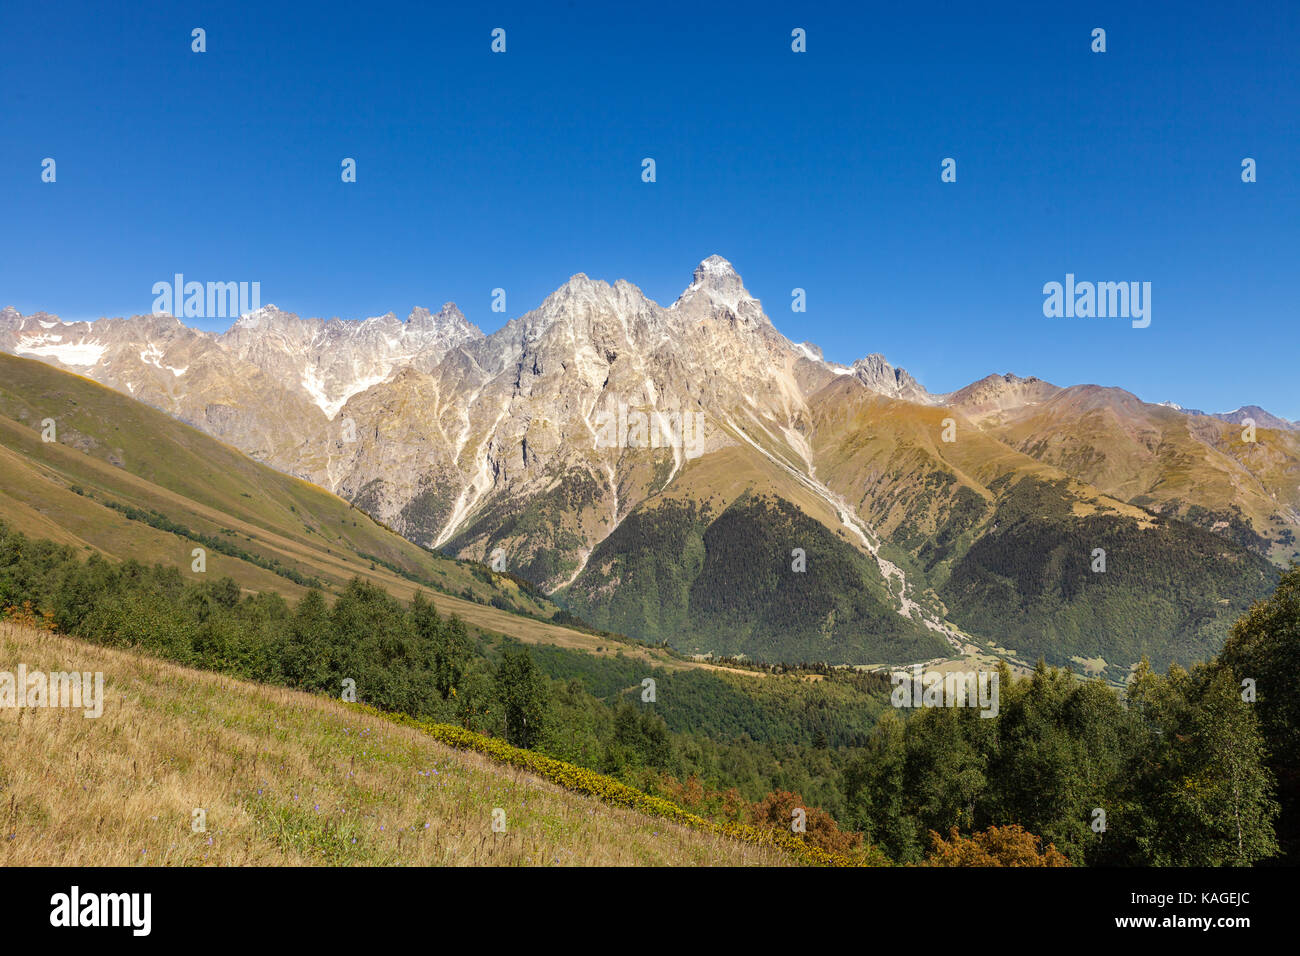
[354,703,877,867]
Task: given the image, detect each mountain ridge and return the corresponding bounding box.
[4,257,1296,669]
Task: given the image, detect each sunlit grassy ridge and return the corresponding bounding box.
[0,622,793,866]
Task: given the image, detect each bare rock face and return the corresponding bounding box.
[851,354,932,404]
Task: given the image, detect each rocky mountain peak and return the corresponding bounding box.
[672,255,765,328]
[436,302,470,325]
[230,304,293,332]
[555,273,602,295]
[1212,405,1300,432]
[524,272,657,339]
[0,307,67,331]
[692,254,740,284]
[404,304,484,350]
[682,254,747,297]
[851,353,926,400]
[534,274,621,319]
[942,371,1062,417]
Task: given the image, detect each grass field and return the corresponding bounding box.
[0,621,789,866]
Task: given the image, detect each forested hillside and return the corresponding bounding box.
[562,494,949,664]
[939,477,1279,675]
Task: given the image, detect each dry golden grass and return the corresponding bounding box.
[0,622,789,867]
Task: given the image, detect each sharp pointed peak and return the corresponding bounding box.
[674,254,763,321]
[686,255,747,292]
[694,253,738,276]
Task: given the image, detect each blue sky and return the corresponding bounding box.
[2,1,1297,417]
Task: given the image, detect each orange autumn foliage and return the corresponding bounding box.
[750,789,863,855]
[921,824,1071,867]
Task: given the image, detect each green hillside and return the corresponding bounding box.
[561,493,949,664]
[938,476,1280,675]
[802,385,1281,674]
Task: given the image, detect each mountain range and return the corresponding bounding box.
[3,256,1296,675]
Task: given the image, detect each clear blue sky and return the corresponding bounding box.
[2,1,1296,417]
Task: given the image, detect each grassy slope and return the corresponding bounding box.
[0,622,789,866]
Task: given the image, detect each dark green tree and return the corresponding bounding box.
[1120,661,1278,865]
[843,710,922,862]
[1218,565,1300,863]
[495,649,549,749]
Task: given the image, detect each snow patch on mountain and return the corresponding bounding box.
[15,337,106,366]
[793,342,821,362]
[301,368,391,420]
[139,342,188,376]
